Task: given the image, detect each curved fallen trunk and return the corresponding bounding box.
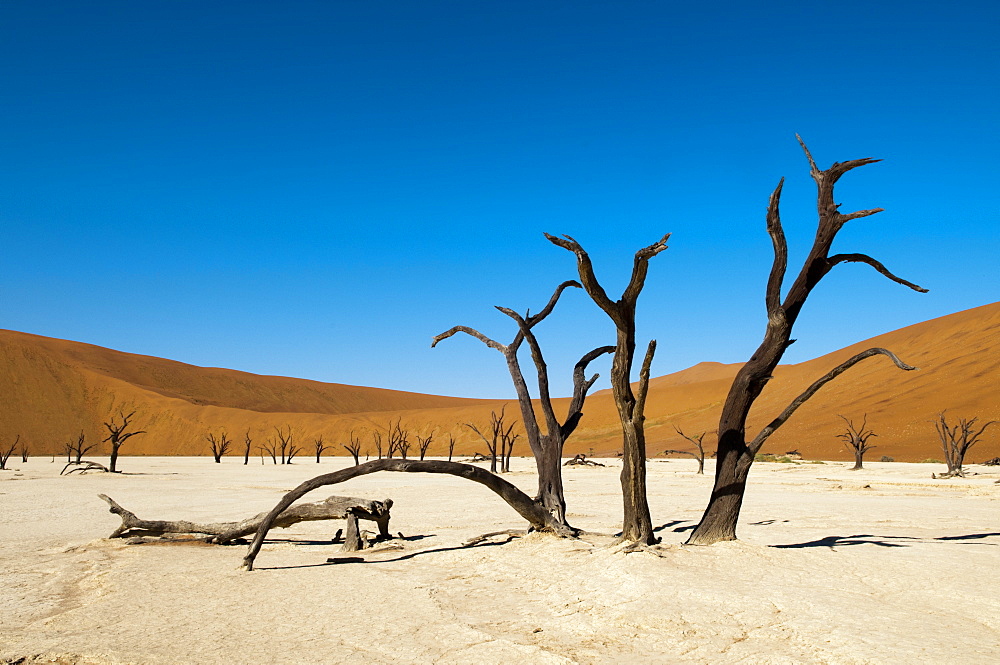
[243,459,576,570]
[99,493,392,545]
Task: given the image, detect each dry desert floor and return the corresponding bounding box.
[2,456,999,664]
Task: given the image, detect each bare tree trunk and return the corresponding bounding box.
[687,138,925,545]
[242,459,576,570]
[547,233,668,545]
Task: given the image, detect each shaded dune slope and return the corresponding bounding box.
[1,302,997,462]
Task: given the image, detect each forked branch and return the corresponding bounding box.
[749,348,916,453]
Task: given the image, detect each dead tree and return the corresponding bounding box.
[313,435,330,463]
[66,431,96,464]
[243,458,576,570]
[434,280,612,528]
[19,440,29,463]
[0,436,17,470]
[343,431,363,466]
[447,433,456,462]
[501,427,517,473]
[62,460,111,475]
[271,425,299,464]
[417,433,434,461]
[104,409,146,473]
[98,493,393,546]
[564,454,605,467]
[260,440,278,465]
[207,432,231,463]
[465,407,514,474]
[836,415,877,470]
[389,420,411,459]
[546,233,668,544]
[687,137,925,545]
[934,413,997,478]
[372,431,384,460]
[242,430,252,465]
[664,426,708,474]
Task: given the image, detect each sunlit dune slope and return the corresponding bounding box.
[1,302,997,462]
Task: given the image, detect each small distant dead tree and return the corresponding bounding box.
[687,137,925,546]
[447,433,456,462]
[19,440,29,463]
[547,233,668,544]
[267,425,299,464]
[66,431,96,464]
[664,426,708,474]
[564,453,604,467]
[934,413,997,478]
[0,436,18,470]
[501,427,517,473]
[104,408,146,473]
[836,415,877,470]
[372,431,384,460]
[343,431,363,466]
[387,420,409,459]
[417,432,434,461]
[313,435,330,463]
[466,407,516,474]
[260,439,278,465]
[207,431,231,463]
[242,430,252,465]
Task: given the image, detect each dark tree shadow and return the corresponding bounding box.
[772,534,918,549]
[255,535,513,570]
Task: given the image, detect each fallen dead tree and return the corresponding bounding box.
[99,493,393,549]
[563,454,605,467]
[62,460,112,475]
[243,459,577,570]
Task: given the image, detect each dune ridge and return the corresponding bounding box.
[1,302,997,462]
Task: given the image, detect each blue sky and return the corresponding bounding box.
[2,1,997,398]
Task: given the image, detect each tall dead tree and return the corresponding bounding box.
[242,458,576,570]
[446,433,456,462]
[104,409,146,473]
[546,233,668,544]
[372,431,384,459]
[687,137,925,545]
[934,413,997,478]
[207,432,231,463]
[313,435,330,463]
[435,280,612,527]
[664,426,708,474]
[0,436,17,470]
[837,415,877,470]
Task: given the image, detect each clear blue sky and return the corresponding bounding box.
[2,1,997,398]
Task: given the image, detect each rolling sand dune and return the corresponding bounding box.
[1,302,997,462]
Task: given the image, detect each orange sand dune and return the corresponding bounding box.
[1,302,997,462]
